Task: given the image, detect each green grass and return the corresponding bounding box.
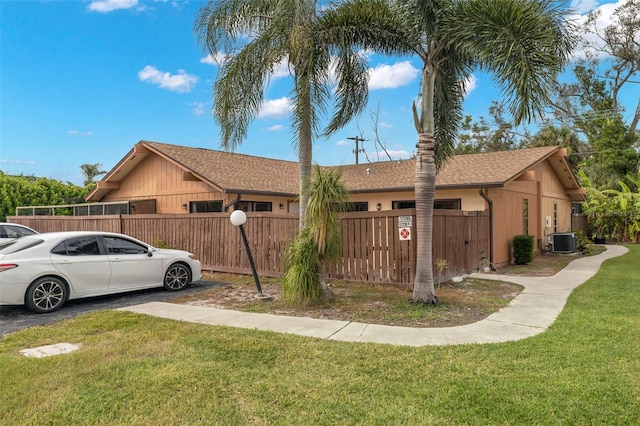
[1,246,639,425]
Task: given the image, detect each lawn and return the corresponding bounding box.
[0,245,638,425]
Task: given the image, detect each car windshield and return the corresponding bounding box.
[0,237,44,254]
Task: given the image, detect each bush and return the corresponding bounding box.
[282,230,324,306]
[572,229,592,254]
[513,235,534,265]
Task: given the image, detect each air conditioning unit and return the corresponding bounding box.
[550,232,576,253]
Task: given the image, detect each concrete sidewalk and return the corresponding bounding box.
[119,245,628,347]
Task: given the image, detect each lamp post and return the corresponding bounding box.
[230,210,267,298]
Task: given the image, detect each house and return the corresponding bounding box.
[86,140,585,266]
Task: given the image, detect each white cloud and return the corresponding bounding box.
[138,65,198,93]
[67,130,93,137]
[0,159,35,165]
[383,149,412,160]
[380,122,393,129]
[201,53,290,79]
[570,0,600,14]
[200,53,229,66]
[570,0,630,60]
[267,124,284,131]
[463,74,478,96]
[190,102,207,116]
[271,59,290,79]
[368,61,418,90]
[87,0,139,12]
[336,140,348,146]
[258,97,292,119]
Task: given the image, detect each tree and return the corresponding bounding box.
[522,125,588,174]
[80,163,106,187]
[550,63,639,189]
[0,171,87,221]
[455,101,527,154]
[580,170,640,242]
[319,0,574,304]
[282,166,350,304]
[581,0,640,134]
[547,0,640,189]
[194,0,370,229]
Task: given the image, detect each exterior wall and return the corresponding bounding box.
[488,159,573,266]
[350,188,486,211]
[101,155,222,214]
[488,182,539,267]
[95,153,574,267]
[535,161,573,239]
[101,155,293,214]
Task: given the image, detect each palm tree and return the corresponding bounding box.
[282,166,350,304]
[317,0,575,304]
[194,0,370,229]
[79,163,106,187]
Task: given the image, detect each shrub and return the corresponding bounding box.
[513,235,534,265]
[282,230,324,306]
[572,229,592,254]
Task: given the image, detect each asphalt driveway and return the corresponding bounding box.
[0,280,224,338]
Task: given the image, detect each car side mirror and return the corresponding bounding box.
[147,248,153,257]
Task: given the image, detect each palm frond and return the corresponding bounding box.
[442,0,576,125]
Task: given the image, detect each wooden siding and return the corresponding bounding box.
[488,183,539,267]
[102,155,225,213]
[9,210,489,287]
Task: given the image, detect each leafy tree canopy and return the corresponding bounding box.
[0,171,88,221]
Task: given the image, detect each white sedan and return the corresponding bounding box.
[0,231,202,313]
[0,222,38,243]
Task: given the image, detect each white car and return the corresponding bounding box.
[0,231,202,313]
[0,222,38,243]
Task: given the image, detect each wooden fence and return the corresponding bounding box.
[8,209,489,287]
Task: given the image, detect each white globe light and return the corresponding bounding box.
[230,210,247,226]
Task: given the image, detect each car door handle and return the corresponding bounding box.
[110,258,122,262]
[58,260,73,264]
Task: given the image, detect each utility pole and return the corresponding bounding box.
[347,136,367,164]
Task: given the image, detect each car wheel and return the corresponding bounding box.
[25,277,68,313]
[164,263,191,291]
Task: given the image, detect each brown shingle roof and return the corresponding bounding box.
[330,145,560,192]
[91,141,566,199]
[144,141,300,195]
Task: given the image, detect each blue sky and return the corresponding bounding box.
[1,0,636,185]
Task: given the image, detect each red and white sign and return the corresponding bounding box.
[399,227,411,241]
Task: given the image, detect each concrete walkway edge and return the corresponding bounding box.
[118,245,628,347]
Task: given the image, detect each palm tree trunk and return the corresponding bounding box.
[298,134,312,231]
[411,62,438,305]
[298,96,313,231]
[411,132,438,305]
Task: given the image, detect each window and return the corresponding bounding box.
[393,200,415,209]
[253,202,272,212]
[0,225,37,239]
[190,201,223,213]
[105,203,129,215]
[235,201,272,212]
[572,202,583,214]
[347,202,369,212]
[393,199,461,210]
[103,236,148,255]
[434,199,461,210]
[553,202,558,233]
[51,237,101,256]
[523,198,529,235]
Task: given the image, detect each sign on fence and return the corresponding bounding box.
[398,216,412,228]
[399,227,411,241]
